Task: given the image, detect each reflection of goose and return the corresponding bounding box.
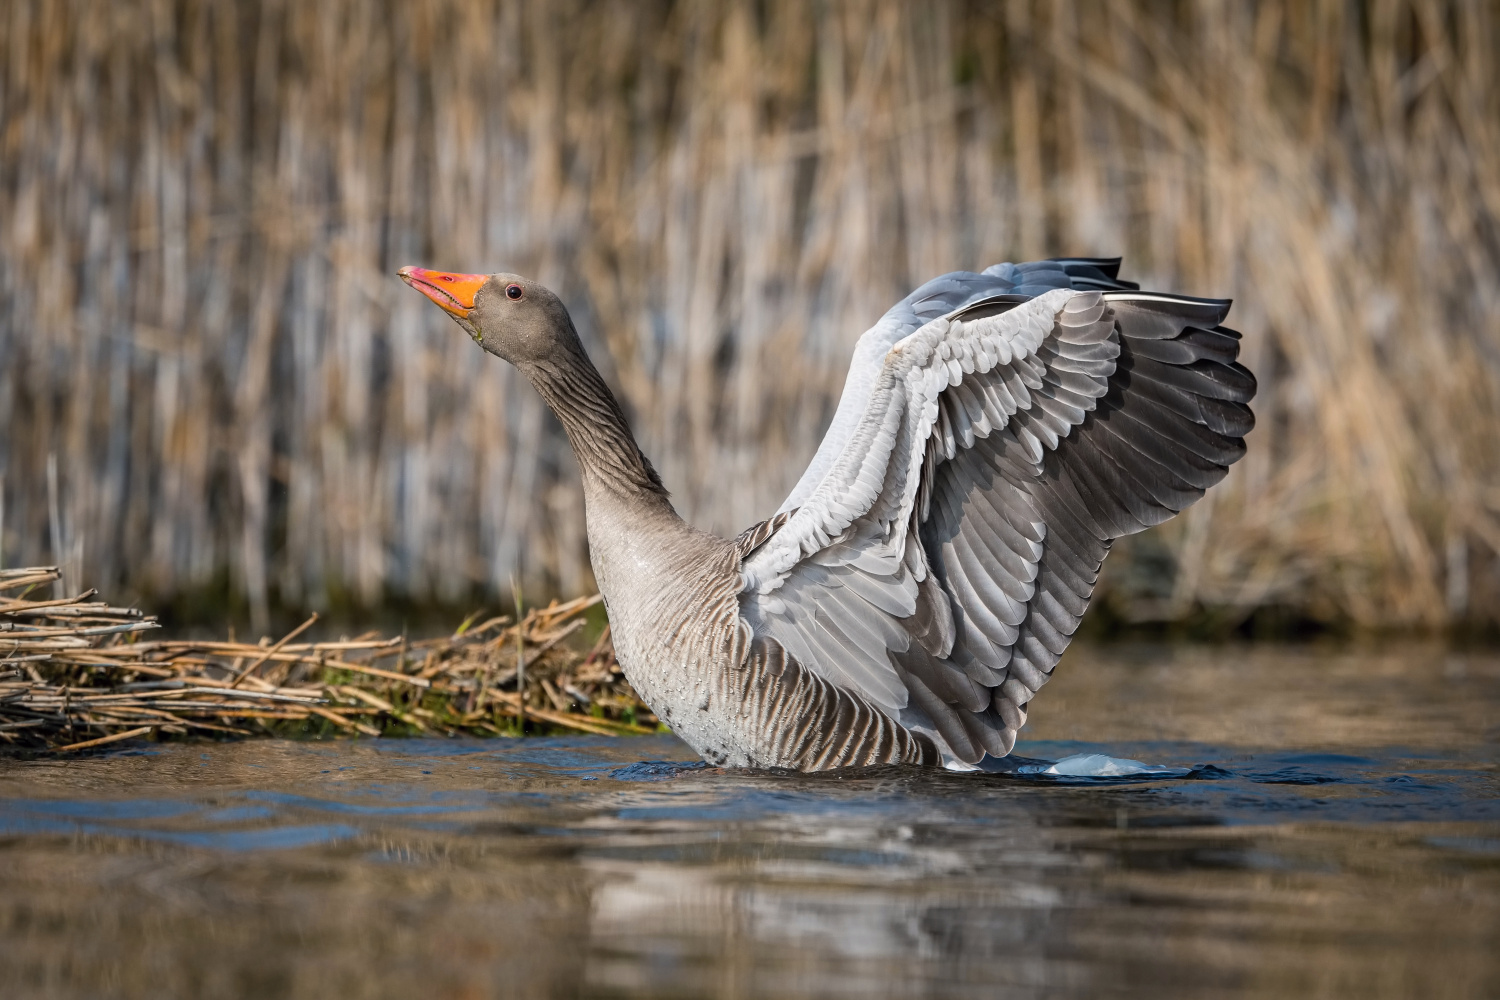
[401,259,1255,770]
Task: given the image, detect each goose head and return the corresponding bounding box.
[398,266,578,367]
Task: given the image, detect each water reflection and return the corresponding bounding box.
[0,643,1496,998]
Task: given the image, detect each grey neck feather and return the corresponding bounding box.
[519,353,671,505]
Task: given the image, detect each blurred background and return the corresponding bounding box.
[1,0,1497,634]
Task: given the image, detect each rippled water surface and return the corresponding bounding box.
[2,644,1497,999]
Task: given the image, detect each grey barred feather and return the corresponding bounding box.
[732,509,797,561]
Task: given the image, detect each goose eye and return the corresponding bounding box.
[506,284,523,300]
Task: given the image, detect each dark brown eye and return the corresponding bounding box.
[506,284,523,300]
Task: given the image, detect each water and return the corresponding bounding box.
[2,643,1497,999]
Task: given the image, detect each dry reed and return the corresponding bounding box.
[0,1,1497,629]
[0,566,651,751]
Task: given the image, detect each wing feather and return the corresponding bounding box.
[736,263,1255,767]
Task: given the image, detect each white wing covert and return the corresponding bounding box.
[738,260,1256,766]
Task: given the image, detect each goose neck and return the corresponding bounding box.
[521,355,670,506]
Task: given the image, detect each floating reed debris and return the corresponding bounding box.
[0,568,651,752]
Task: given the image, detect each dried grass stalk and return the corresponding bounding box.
[0,2,1496,628]
[1,568,650,751]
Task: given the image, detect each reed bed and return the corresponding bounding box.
[0,567,651,751]
[1,1,1497,630]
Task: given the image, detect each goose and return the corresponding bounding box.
[399,258,1255,771]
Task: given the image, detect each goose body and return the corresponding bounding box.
[400,258,1255,770]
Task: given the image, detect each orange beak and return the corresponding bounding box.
[398,266,488,318]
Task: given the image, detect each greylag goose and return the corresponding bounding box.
[399,259,1255,770]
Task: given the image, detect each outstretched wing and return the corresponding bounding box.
[739,260,1255,765]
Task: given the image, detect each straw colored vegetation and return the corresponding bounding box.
[0,567,652,751]
[1,1,1497,630]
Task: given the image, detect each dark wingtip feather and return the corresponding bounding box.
[1049,255,1123,279]
[1107,291,1233,331]
[1048,256,1140,290]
